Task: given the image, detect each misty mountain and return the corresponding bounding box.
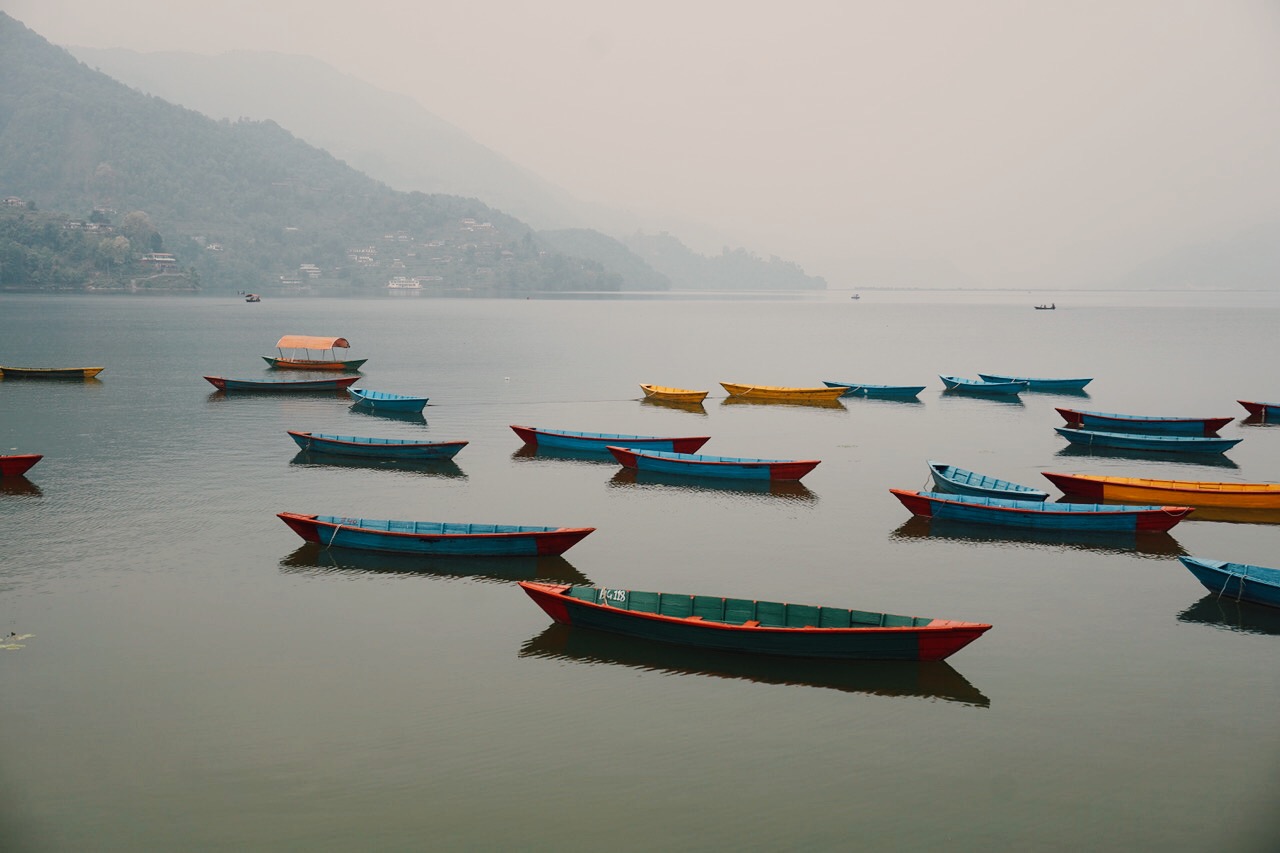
[536,230,670,291]
[622,233,824,291]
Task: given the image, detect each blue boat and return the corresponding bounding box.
[1055,427,1241,455]
[205,375,359,392]
[927,461,1049,502]
[511,425,710,454]
[607,447,820,481]
[822,381,926,399]
[1179,557,1280,609]
[1239,400,1280,420]
[348,388,428,413]
[891,489,1192,532]
[1056,407,1231,435]
[278,513,594,556]
[977,374,1092,391]
[939,376,1027,395]
[287,430,467,460]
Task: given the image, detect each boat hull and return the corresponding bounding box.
[0,454,42,477]
[347,389,428,412]
[1055,427,1240,454]
[608,446,820,481]
[939,376,1026,395]
[1179,558,1280,609]
[890,489,1191,532]
[928,461,1049,502]
[519,582,991,662]
[639,385,709,403]
[823,381,925,398]
[0,366,104,379]
[719,382,848,401]
[1055,408,1231,435]
[287,431,467,460]
[277,513,594,556]
[1042,472,1280,509]
[977,374,1092,391]
[263,357,368,371]
[205,375,359,391]
[1239,400,1280,419]
[511,425,709,454]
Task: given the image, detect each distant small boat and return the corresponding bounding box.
[890,489,1192,532]
[1041,472,1280,509]
[1238,400,1280,420]
[347,388,428,413]
[822,381,925,399]
[977,374,1091,391]
[928,461,1049,502]
[518,582,991,661]
[639,384,709,404]
[0,366,104,379]
[244,293,261,302]
[0,454,42,477]
[1055,407,1232,436]
[850,294,861,300]
[1055,427,1241,455]
[1035,304,1055,310]
[939,376,1027,395]
[511,425,710,454]
[262,335,367,371]
[287,431,467,461]
[277,512,594,556]
[204,375,359,392]
[1179,557,1280,609]
[608,447,820,481]
[719,382,848,402]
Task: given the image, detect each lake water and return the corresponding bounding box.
[2,291,1278,852]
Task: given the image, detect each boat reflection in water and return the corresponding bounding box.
[279,543,591,585]
[0,476,42,497]
[346,404,428,425]
[289,451,467,481]
[1167,505,1280,526]
[1239,414,1280,428]
[890,517,1186,559]
[608,466,817,502]
[519,623,989,707]
[719,395,846,411]
[1176,595,1280,637]
[638,396,708,416]
[510,444,619,467]
[1053,443,1240,470]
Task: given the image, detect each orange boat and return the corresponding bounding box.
[262,336,367,371]
[1042,472,1280,509]
[719,382,847,402]
[640,384,709,403]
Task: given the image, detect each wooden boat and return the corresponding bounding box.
[277,513,594,556]
[939,376,1026,395]
[511,425,710,454]
[287,431,467,460]
[1179,557,1280,609]
[608,447,820,481]
[0,454,42,477]
[1238,400,1280,420]
[1035,304,1055,310]
[639,384,709,404]
[519,582,991,661]
[1055,407,1232,435]
[977,374,1092,391]
[244,293,261,302]
[822,381,925,399]
[927,461,1049,502]
[347,388,428,413]
[204,375,359,392]
[0,366,104,379]
[1041,472,1280,509]
[1055,427,1241,455]
[719,382,848,402]
[889,489,1192,532]
[262,335,367,371]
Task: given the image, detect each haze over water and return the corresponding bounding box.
[1,290,1278,850]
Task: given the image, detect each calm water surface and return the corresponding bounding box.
[2,291,1278,851]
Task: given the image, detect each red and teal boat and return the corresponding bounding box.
[519,582,991,661]
[278,513,594,556]
[287,431,467,461]
[1238,400,1280,420]
[890,489,1193,532]
[1055,407,1232,435]
[204,375,359,392]
[0,454,42,477]
[511,425,710,454]
[607,447,820,481]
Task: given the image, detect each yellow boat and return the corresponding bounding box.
[640,384,709,403]
[1042,472,1280,509]
[719,382,848,402]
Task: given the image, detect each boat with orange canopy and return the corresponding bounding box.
[262,336,367,371]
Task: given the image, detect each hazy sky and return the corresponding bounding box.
[5,0,1280,288]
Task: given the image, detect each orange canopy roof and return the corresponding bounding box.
[274,336,350,350]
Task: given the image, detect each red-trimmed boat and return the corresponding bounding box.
[519,582,991,661]
[1238,400,1280,420]
[511,425,710,454]
[0,454,42,477]
[278,513,594,556]
[204,375,359,392]
[287,431,467,461]
[1055,407,1232,435]
[607,447,820,481]
[262,335,367,371]
[890,489,1192,532]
